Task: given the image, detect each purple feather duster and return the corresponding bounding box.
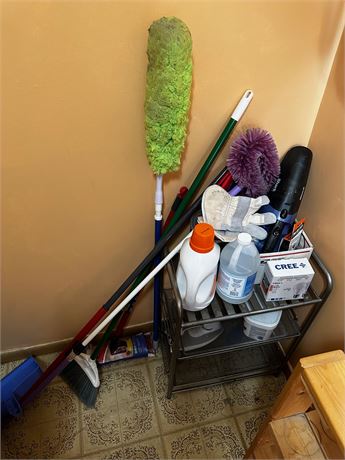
[227,128,280,197]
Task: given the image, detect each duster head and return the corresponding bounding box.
[145,17,193,175]
[227,128,280,197]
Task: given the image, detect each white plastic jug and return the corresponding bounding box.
[176,223,220,311]
[216,232,260,304]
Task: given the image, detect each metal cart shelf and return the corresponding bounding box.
[160,251,333,398]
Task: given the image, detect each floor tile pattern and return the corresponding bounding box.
[1,352,284,459]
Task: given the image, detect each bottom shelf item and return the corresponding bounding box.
[161,335,285,394]
[181,322,224,351]
[178,309,299,358]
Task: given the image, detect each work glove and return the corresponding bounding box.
[201,185,276,242]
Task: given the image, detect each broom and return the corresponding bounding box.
[56,229,196,407]
[64,90,253,405]
[20,167,229,409]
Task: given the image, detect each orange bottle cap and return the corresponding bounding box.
[190,223,215,253]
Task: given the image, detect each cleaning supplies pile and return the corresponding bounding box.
[175,129,314,349]
[2,12,314,419]
[176,128,275,342]
[2,16,253,418]
[175,127,281,340]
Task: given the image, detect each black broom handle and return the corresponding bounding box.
[101,167,227,311]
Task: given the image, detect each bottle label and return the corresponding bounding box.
[243,273,256,296]
[217,267,256,299]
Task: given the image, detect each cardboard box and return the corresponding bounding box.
[255,231,313,284]
[260,257,315,302]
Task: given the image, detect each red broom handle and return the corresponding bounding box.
[163,186,188,230]
[217,170,232,189]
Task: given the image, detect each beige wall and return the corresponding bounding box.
[1,1,344,351]
[293,33,345,361]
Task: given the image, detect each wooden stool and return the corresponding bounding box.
[245,350,345,459]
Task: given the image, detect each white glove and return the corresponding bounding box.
[201,185,276,241]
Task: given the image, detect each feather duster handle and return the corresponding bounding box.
[155,175,163,219]
[227,128,280,197]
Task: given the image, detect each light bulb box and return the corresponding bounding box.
[260,257,315,302]
[255,231,313,284]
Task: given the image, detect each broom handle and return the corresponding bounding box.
[163,187,188,230]
[20,167,228,406]
[91,92,253,357]
[91,173,230,361]
[167,90,253,231]
[91,301,135,360]
[29,229,191,403]
[82,171,235,350]
[82,232,192,347]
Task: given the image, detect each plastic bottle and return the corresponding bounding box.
[216,232,260,304]
[176,223,220,311]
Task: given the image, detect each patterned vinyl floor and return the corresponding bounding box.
[1,351,285,459]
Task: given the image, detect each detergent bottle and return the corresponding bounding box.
[216,232,260,304]
[176,223,220,311]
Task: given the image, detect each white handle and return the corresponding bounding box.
[228,243,243,272]
[184,272,205,309]
[231,89,254,122]
[82,230,193,347]
[155,175,163,220]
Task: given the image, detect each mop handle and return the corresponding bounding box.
[167,90,253,231]
[82,231,192,347]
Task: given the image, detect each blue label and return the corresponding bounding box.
[243,273,256,296]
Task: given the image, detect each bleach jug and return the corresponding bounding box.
[216,232,260,304]
[176,223,220,311]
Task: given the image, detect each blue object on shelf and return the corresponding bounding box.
[1,356,42,419]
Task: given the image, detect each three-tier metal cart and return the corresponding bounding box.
[160,249,333,398]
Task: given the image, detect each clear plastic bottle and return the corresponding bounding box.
[216,232,260,304]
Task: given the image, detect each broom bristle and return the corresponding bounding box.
[61,361,98,408]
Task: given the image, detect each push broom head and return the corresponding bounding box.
[145,17,193,175]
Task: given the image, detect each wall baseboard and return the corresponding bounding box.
[0,321,152,363]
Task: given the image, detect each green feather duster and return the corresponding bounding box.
[145,17,193,175]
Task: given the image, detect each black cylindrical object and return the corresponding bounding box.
[261,146,313,253]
